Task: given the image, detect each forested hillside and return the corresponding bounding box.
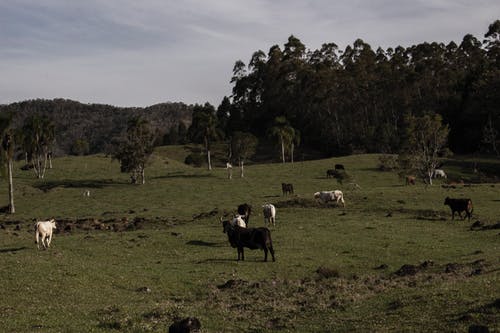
[0,99,193,155]
[222,20,500,155]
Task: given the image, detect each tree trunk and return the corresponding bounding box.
[207,149,212,170]
[140,167,145,184]
[48,152,53,169]
[291,143,295,163]
[240,159,244,178]
[7,158,14,214]
[281,140,285,163]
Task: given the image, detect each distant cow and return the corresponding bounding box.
[326,169,339,178]
[262,204,276,226]
[335,164,345,170]
[314,190,345,207]
[237,203,252,226]
[168,317,201,333]
[433,169,447,178]
[83,190,90,197]
[444,197,473,221]
[405,175,416,185]
[34,219,57,250]
[222,220,275,262]
[282,183,294,196]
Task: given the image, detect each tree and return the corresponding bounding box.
[268,116,296,163]
[18,115,55,179]
[482,116,499,155]
[188,103,221,170]
[231,132,258,177]
[113,117,155,184]
[400,114,450,185]
[0,113,15,213]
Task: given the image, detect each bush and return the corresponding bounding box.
[378,154,398,171]
[184,153,204,167]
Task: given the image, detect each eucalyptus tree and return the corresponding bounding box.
[19,115,55,179]
[230,131,258,177]
[113,117,155,184]
[188,103,221,170]
[0,113,15,213]
[268,116,297,163]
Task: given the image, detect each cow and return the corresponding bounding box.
[282,183,294,196]
[314,190,345,207]
[405,175,416,185]
[222,220,275,262]
[34,219,57,250]
[237,203,252,226]
[444,197,473,221]
[433,169,447,178]
[335,164,345,171]
[262,204,276,226]
[83,190,90,197]
[326,169,339,178]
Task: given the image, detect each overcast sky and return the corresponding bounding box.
[1,0,498,107]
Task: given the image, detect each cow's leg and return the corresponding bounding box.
[36,232,40,249]
[47,233,52,248]
[269,244,275,262]
[263,247,268,262]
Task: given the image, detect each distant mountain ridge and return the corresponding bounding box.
[0,98,193,155]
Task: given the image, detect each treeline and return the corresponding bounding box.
[219,20,500,156]
[0,99,193,156]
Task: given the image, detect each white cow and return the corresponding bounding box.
[230,215,247,228]
[262,204,276,226]
[314,190,345,207]
[35,219,57,250]
[433,169,447,178]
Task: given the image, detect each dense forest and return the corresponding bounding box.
[0,99,192,156]
[0,20,498,159]
[219,20,500,156]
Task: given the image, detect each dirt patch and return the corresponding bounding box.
[393,260,434,277]
[316,266,340,280]
[470,220,500,231]
[192,208,220,221]
[274,198,330,209]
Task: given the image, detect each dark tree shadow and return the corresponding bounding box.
[153,172,214,180]
[33,179,127,192]
[0,247,28,253]
[186,240,222,247]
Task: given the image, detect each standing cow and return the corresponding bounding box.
[262,204,276,226]
[34,219,57,250]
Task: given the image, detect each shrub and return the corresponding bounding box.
[184,153,204,167]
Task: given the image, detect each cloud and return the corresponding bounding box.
[1,0,499,106]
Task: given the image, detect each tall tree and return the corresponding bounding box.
[400,114,450,185]
[231,131,258,177]
[268,116,296,163]
[0,113,15,213]
[188,103,221,170]
[113,117,155,184]
[19,115,55,179]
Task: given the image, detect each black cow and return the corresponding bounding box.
[326,169,340,178]
[282,183,294,196]
[334,164,345,170]
[222,220,275,262]
[237,203,252,226]
[168,317,201,333]
[444,197,473,221]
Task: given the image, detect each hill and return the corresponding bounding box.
[0,98,193,155]
[0,152,498,332]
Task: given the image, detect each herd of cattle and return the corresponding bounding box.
[32,164,475,263]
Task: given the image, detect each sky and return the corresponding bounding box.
[1,0,498,107]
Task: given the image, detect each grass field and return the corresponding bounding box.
[0,147,499,332]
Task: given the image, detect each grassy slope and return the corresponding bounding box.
[0,148,498,332]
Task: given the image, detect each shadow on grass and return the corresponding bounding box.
[153,171,214,180]
[186,240,222,247]
[197,257,269,263]
[0,246,27,253]
[33,179,127,192]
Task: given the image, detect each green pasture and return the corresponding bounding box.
[0,149,498,332]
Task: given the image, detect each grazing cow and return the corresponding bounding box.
[237,203,252,226]
[262,204,276,226]
[222,220,275,261]
[326,169,339,178]
[281,183,294,196]
[314,190,345,207]
[335,164,345,170]
[34,219,57,249]
[433,169,447,178]
[444,197,473,221]
[168,317,201,333]
[83,190,90,197]
[405,175,416,185]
